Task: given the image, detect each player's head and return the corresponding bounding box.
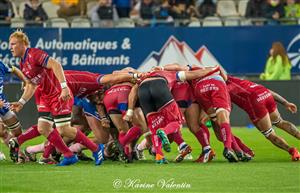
[9,30,30,57]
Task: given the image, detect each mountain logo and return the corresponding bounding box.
[137,36,221,72]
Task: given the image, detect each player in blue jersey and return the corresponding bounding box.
[0,60,27,162]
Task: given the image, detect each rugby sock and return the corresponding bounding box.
[17,125,40,146]
[234,136,252,153]
[231,135,242,152]
[219,123,232,149]
[69,143,83,153]
[151,134,164,157]
[171,132,184,146]
[26,143,45,154]
[47,129,73,158]
[194,125,210,149]
[163,122,181,135]
[43,142,55,158]
[118,132,126,145]
[74,129,98,152]
[124,145,130,157]
[120,126,142,146]
[200,124,210,144]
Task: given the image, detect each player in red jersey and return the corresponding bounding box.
[226,76,300,161]
[8,31,105,166]
[171,81,215,163]
[9,68,138,164]
[160,64,240,162]
[127,67,219,163]
[103,68,150,162]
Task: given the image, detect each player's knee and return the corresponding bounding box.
[209,113,217,122]
[216,108,229,123]
[272,117,282,126]
[261,128,274,138]
[7,120,21,131]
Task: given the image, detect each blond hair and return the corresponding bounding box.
[9,30,30,46]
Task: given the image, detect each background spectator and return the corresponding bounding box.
[263,0,285,25]
[88,0,119,27]
[0,0,14,26]
[284,0,300,24]
[113,0,132,18]
[168,0,195,8]
[154,0,174,20]
[130,0,155,20]
[197,0,216,18]
[52,0,87,18]
[24,0,48,27]
[260,42,291,80]
[152,0,175,26]
[245,0,266,18]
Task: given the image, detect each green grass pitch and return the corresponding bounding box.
[0,127,299,193]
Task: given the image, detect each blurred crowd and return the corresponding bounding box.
[1,0,300,26]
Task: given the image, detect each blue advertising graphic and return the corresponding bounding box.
[0,26,300,75]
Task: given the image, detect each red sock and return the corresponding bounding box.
[194,125,210,148]
[47,129,73,158]
[200,124,210,144]
[163,122,181,135]
[124,145,130,157]
[43,142,55,158]
[234,136,252,153]
[120,126,142,146]
[231,135,242,152]
[17,125,40,146]
[151,134,163,156]
[168,133,174,143]
[219,123,232,149]
[118,132,126,146]
[74,129,98,152]
[171,131,184,145]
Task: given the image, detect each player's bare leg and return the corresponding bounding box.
[255,113,300,161]
[85,115,110,144]
[185,104,214,163]
[270,109,300,139]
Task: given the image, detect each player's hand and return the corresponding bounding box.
[100,117,110,129]
[123,111,133,122]
[152,66,163,71]
[137,72,148,79]
[59,87,71,101]
[10,102,24,112]
[286,102,297,114]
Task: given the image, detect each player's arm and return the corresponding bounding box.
[219,66,228,81]
[46,58,70,101]
[154,63,190,71]
[96,104,110,129]
[11,66,28,83]
[270,90,297,113]
[99,72,143,85]
[10,82,37,112]
[124,84,138,122]
[112,67,138,74]
[177,66,220,81]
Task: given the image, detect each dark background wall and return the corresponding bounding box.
[3,80,300,129]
